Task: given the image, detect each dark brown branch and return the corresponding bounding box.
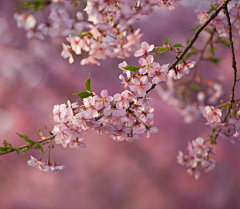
[168,0,231,71]
[0,135,56,156]
[224,4,238,104]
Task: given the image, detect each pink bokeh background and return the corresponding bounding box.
[0,1,240,208]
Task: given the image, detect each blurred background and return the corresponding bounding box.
[0,0,240,208]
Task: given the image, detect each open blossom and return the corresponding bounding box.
[201,106,222,125]
[130,76,152,97]
[168,61,195,80]
[14,13,36,30]
[146,122,158,138]
[61,43,74,64]
[148,64,169,84]
[27,156,65,173]
[138,55,159,74]
[134,41,154,57]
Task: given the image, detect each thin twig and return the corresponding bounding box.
[0,135,56,156]
[168,0,231,71]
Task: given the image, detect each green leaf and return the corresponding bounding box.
[184,51,197,59]
[173,44,184,48]
[36,144,44,153]
[21,148,28,156]
[13,147,19,156]
[3,140,9,147]
[16,133,35,144]
[123,65,139,72]
[191,25,201,31]
[0,147,11,153]
[185,36,190,45]
[73,91,90,100]
[207,57,220,66]
[38,129,43,138]
[85,73,91,92]
[209,44,216,55]
[163,37,169,45]
[188,84,200,91]
[207,3,218,14]
[215,38,230,47]
[44,125,51,135]
[154,47,168,55]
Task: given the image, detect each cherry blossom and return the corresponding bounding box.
[134,41,155,57]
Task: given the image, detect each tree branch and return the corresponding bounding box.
[224,4,238,104]
[168,0,231,71]
[0,135,56,156]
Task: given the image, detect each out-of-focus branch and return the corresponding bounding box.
[168,0,231,71]
[224,4,238,104]
[176,28,216,86]
[0,135,56,156]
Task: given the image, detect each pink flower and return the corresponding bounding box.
[130,76,152,97]
[134,41,154,57]
[146,122,158,138]
[138,55,159,74]
[114,90,134,109]
[61,43,74,64]
[14,13,36,30]
[148,64,169,84]
[201,106,222,125]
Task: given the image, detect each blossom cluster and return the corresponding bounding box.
[27,156,66,173]
[52,42,165,148]
[201,105,240,143]
[178,104,240,179]
[196,0,240,37]
[177,137,216,180]
[156,75,223,124]
[14,0,180,66]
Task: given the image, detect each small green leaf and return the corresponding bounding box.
[38,129,43,138]
[212,127,216,134]
[73,91,90,100]
[173,44,184,48]
[215,38,230,47]
[85,73,91,92]
[188,84,200,91]
[16,133,35,144]
[123,65,139,72]
[163,37,169,45]
[209,44,216,55]
[3,140,9,147]
[191,25,201,31]
[0,147,11,153]
[207,57,220,66]
[36,144,44,153]
[21,148,28,156]
[185,36,190,45]
[184,51,197,59]
[44,125,51,135]
[154,47,168,55]
[13,147,19,156]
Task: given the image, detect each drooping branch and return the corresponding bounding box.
[0,135,56,156]
[224,4,238,104]
[168,0,231,71]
